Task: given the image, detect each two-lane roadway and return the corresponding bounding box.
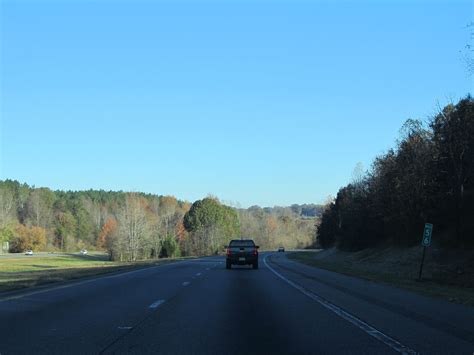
[1,252,473,354]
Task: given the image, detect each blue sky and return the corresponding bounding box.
[0,0,471,207]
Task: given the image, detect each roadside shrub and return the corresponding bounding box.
[160,235,180,258]
[9,224,47,252]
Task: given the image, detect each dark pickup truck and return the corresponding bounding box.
[225,239,259,269]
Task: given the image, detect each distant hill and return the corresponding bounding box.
[247,204,323,218]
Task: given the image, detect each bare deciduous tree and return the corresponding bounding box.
[0,189,15,226]
[117,193,151,261]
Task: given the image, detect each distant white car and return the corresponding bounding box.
[278,247,285,252]
[80,249,88,255]
[25,250,33,256]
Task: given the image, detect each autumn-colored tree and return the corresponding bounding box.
[175,218,187,252]
[159,195,178,235]
[264,216,278,243]
[98,217,117,250]
[9,224,47,252]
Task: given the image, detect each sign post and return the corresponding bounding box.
[418,223,433,280]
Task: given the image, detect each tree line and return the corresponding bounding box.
[317,96,474,250]
[0,182,317,260]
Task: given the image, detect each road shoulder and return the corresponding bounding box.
[268,252,474,354]
[287,249,474,306]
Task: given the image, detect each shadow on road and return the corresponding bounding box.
[63,253,109,262]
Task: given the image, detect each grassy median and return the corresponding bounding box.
[0,253,188,293]
[288,248,474,307]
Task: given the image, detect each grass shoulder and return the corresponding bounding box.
[287,247,474,307]
[0,253,194,293]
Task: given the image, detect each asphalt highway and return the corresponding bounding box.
[0,252,473,354]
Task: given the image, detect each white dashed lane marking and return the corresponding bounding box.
[148,299,165,309]
[0,260,191,303]
[182,282,190,286]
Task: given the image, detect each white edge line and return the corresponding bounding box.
[263,255,418,355]
[149,299,165,309]
[182,281,190,286]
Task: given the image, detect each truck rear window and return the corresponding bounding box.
[229,240,255,247]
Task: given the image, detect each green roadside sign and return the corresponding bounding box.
[422,223,433,247]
